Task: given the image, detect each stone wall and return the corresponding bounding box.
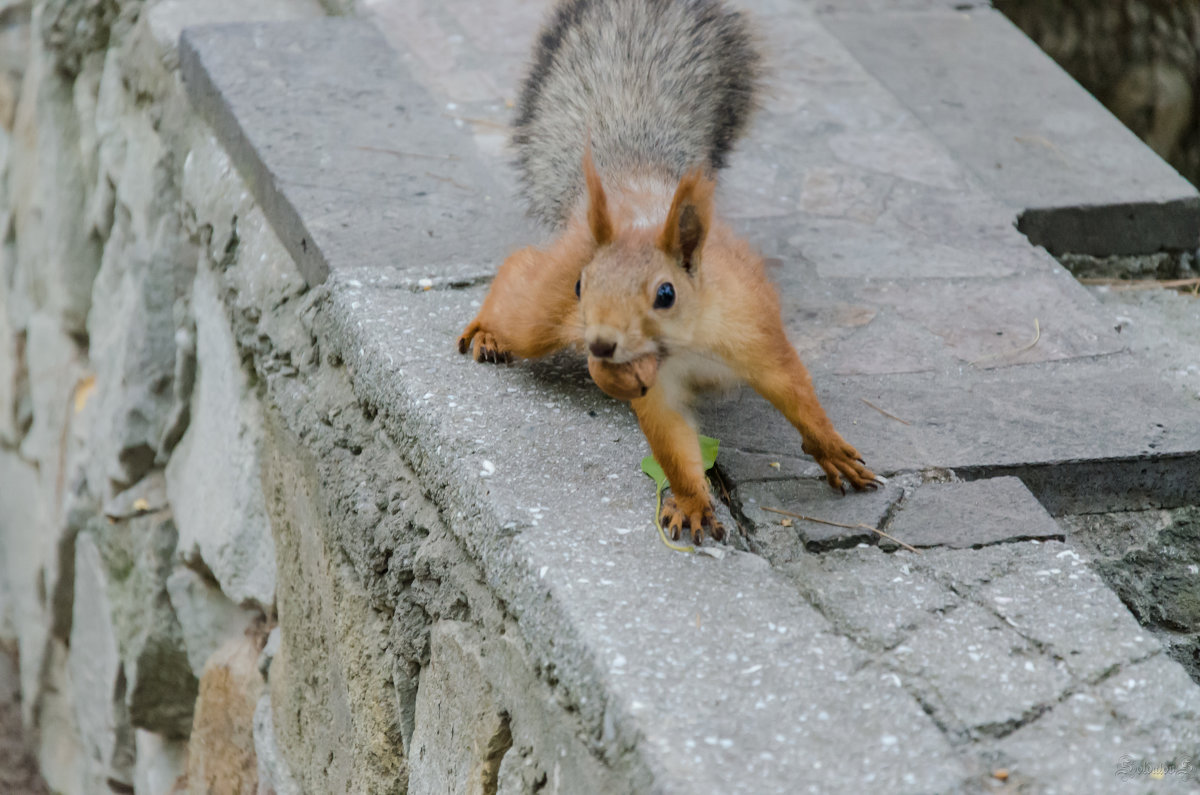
[999,0,1200,188]
[0,1,612,792]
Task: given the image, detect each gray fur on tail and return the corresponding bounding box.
[514,0,761,227]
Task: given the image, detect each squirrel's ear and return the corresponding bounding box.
[583,147,613,246]
[659,169,714,273]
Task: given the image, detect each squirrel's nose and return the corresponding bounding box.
[588,340,617,359]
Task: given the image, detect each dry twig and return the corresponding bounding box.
[860,398,911,425]
[762,506,920,554]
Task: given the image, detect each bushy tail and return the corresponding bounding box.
[513,0,761,227]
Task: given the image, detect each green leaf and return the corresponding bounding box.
[640,455,668,491]
[699,435,720,471]
[640,435,720,491]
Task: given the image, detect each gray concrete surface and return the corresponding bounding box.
[820,4,1200,256]
[177,3,1200,792]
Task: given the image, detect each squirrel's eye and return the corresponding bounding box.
[654,282,675,309]
[575,279,581,298]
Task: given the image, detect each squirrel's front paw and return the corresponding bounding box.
[457,322,512,364]
[660,493,725,545]
[802,432,877,494]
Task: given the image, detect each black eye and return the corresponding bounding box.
[654,282,675,309]
[575,279,581,298]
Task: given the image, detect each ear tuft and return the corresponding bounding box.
[583,145,613,247]
[659,169,714,272]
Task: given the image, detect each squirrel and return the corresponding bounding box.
[458,0,877,543]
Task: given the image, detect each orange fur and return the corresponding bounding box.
[458,159,875,541]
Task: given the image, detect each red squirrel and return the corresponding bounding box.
[458,0,876,542]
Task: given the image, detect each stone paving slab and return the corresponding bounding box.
[181,8,1200,792]
[885,476,1064,549]
[179,20,530,287]
[819,4,1200,256]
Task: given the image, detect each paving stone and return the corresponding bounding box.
[886,602,1073,738]
[885,477,1063,549]
[779,547,958,652]
[987,690,1193,795]
[976,546,1162,682]
[704,359,1200,515]
[819,5,1200,256]
[736,475,910,558]
[913,539,1075,593]
[1097,654,1200,748]
[988,655,1200,794]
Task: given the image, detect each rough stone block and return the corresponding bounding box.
[885,476,1063,549]
[187,634,265,795]
[409,621,511,795]
[262,406,406,794]
[0,451,52,725]
[133,730,186,795]
[69,533,134,793]
[86,109,194,488]
[166,566,260,679]
[166,264,276,609]
[18,312,85,487]
[32,639,87,795]
[89,512,198,738]
[9,55,101,333]
[252,693,300,795]
[0,268,25,447]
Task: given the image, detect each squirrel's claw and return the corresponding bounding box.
[464,330,513,364]
[660,495,725,544]
[807,434,877,494]
[457,321,513,363]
